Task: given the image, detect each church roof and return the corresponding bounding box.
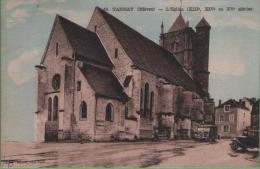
[80,64,128,101]
[196,17,211,28]
[96,7,200,92]
[57,15,113,67]
[168,13,186,32]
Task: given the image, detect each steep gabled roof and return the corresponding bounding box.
[168,13,186,32]
[41,15,113,67]
[196,17,211,28]
[96,7,200,92]
[80,64,128,101]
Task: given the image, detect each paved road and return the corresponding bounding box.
[1,139,259,167]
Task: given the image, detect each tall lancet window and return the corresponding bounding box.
[150,92,154,120]
[144,83,149,118]
[80,101,87,119]
[48,97,52,121]
[140,88,143,111]
[53,96,58,121]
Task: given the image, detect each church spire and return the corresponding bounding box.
[196,17,211,28]
[161,21,164,34]
[168,13,185,32]
[180,0,183,14]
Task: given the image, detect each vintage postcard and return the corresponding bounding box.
[1,0,259,168]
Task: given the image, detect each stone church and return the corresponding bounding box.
[35,7,215,142]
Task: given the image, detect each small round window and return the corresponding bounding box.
[52,74,61,90]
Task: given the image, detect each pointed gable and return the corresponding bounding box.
[196,17,211,28]
[95,7,201,93]
[41,15,113,67]
[168,13,186,32]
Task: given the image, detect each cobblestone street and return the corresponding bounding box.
[1,139,259,168]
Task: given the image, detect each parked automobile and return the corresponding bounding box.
[194,124,218,142]
[230,129,259,151]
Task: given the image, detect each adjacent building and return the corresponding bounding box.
[215,98,253,138]
[35,7,215,142]
[251,99,259,130]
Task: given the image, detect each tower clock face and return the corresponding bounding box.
[52,74,61,90]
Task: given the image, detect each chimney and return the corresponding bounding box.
[218,99,222,106]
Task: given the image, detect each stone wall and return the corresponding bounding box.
[35,18,74,142]
[87,9,133,84]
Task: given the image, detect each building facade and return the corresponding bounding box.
[215,98,252,138]
[251,99,259,130]
[35,7,215,142]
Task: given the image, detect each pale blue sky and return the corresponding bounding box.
[1,0,260,141]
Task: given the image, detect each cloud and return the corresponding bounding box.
[209,57,246,76]
[5,8,32,28]
[39,7,92,25]
[198,12,260,31]
[6,0,45,10]
[10,8,31,18]
[8,49,40,85]
[54,0,65,3]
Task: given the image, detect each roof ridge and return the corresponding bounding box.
[96,7,192,78]
[57,14,97,37]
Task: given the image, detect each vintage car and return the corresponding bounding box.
[230,129,259,151]
[194,125,218,142]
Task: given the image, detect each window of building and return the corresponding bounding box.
[114,48,118,58]
[224,105,230,112]
[53,96,58,121]
[140,88,143,111]
[56,43,58,56]
[48,97,52,121]
[105,103,113,122]
[94,25,97,32]
[125,104,128,118]
[77,81,81,91]
[229,114,234,123]
[225,114,229,122]
[149,91,154,120]
[80,101,87,119]
[143,83,149,118]
[220,115,224,121]
[52,74,61,90]
[224,125,229,132]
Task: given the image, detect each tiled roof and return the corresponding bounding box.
[217,99,249,110]
[57,15,113,67]
[196,17,211,28]
[96,7,201,93]
[168,13,186,32]
[80,64,128,101]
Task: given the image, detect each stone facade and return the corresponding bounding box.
[35,8,215,142]
[215,98,252,138]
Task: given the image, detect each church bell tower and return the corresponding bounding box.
[159,13,194,76]
[159,14,211,92]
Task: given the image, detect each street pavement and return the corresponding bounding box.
[1,139,259,167]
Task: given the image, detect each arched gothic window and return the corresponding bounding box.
[48,97,52,121]
[150,92,154,120]
[144,83,149,118]
[53,96,58,121]
[80,101,87,119]
[105,103,114,122]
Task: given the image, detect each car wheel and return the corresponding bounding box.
[231,142,238,151]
